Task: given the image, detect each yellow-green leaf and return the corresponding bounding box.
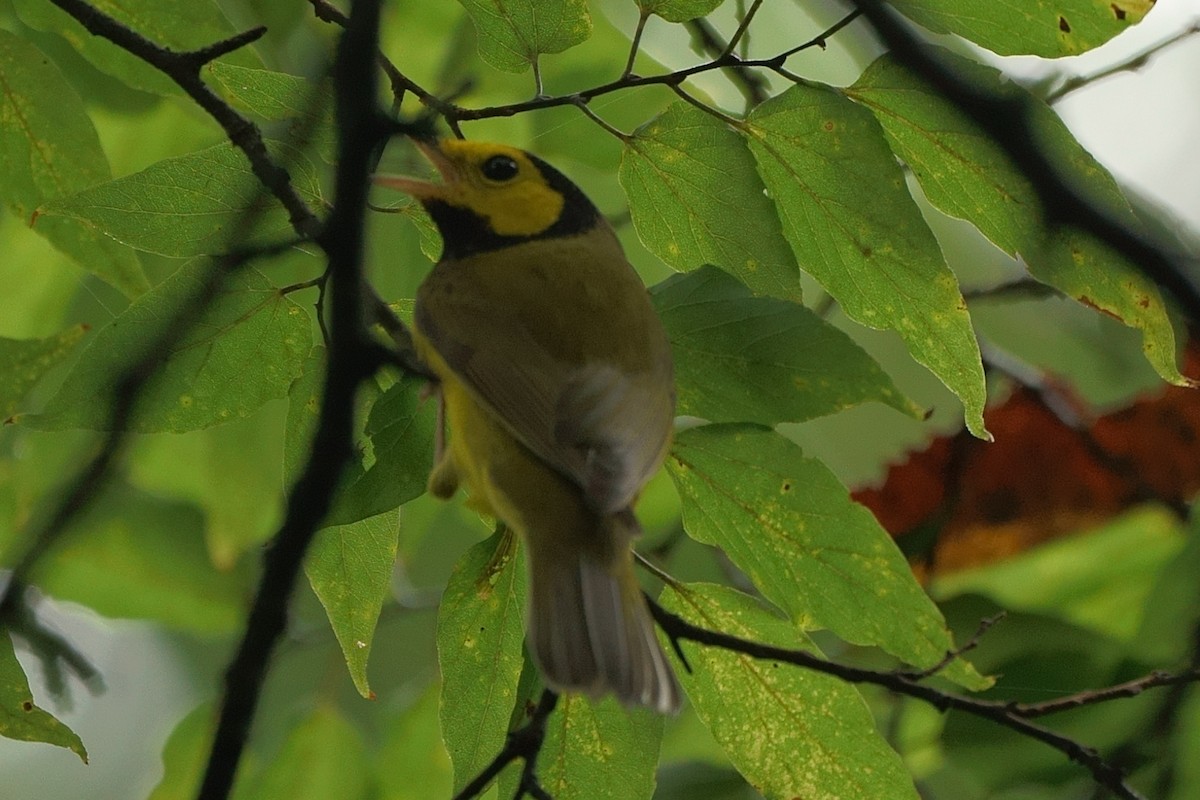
[668,424,988,689]
[889,0,1153,58]
[26,263,311,433]
[0,30,147,296]
[437,529,527,793]
[622,102,801,300]
[745,83,987,437]
[0,326,88,419]
[661,583,919,800]
[37,141,320,258]
[306,511,401,699]
[12,0,263,95]
[847,51,1185,385]
[637,0,724,24]
[0,631,86,762]
[651,266,921,424]
[457,0,592,72]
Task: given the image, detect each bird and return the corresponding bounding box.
[375,137,682,713]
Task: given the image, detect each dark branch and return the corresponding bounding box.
[452,689,560,800]
[196,0,391,796]
[1015,668,1200,719]
[645,596,1194,800]
[685,17,770,107]
[47,0,320,238]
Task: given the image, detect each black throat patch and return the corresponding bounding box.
[422,154,601,261]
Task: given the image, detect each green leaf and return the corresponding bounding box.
[37,141,321,258]
[205,63,335,162]
[12,0,263,95]
[457,0,592,72]
[32,483,247,632]
[0,631,86,761]
[306,511,400,699]
[744,84,987,438]
[325,376,436,527]
[0,326,88,419]
[437,529,527,793]
[668,424,988,689]
[243,706,369,800]
[888,0,1152,58]
[622,102,801,299]
[0,30,147,296]
[846,52,1185,386]
[637,0,724,23]
[651,266,921,424]
[661,583,919,800]
[519,695,664,800]
[27,263,311,433]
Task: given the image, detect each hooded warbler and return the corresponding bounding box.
[376,138,682,713]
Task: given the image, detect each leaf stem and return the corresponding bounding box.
[622,9,651,79]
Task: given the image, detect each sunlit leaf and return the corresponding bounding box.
[32,483,248,633]
[438,529,527,793]
[12,0,262,95]
[0,30,147,296]
[26,263,311,433]
[37,141,321,258]
[622,102,800,299]
[0,631,86,761]
[651,266,921,424]
[847,51,1185,385]
[637,0,724,23]
[242,706,369,800]
[668,424,988,689]
[744,84,987,437]
[0,326,88,419]
[661,583,919,800]
[306,510,401,699]
[457,0,592,72]
[525,695,663,800]
[888,0,1153,58]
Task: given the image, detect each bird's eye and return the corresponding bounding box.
[481,155,520,182]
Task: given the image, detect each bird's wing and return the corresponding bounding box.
[415,256,672,514]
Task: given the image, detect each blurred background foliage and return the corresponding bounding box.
[1,0,1199,798]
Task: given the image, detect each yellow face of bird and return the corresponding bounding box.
[376,139,568,239]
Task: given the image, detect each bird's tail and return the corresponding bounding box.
[525,513,682,714]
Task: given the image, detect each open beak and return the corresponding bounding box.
[373,139,457,200]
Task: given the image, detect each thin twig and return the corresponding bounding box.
[1045,23,1200,104]
[721,0,763,58]
[622,10,650,78]
[646,596,1178,800]
[1015,669,1200,718]
[685,17,770,107]
[899,612,1005,680]
[452,690,560,800]
[571,96,631,141]
[48,0,319,237]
